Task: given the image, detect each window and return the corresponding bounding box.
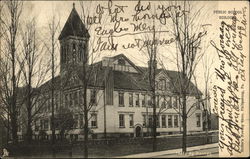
[48,99,51,112]
[72,43,76,62]
[91,113,97,128]
[135,94,139,107]
[162,115,166,128]
[148,95,152,107]
[142,94,146,107]
[79,44,83,61]
[80,114,83,128]
[55,94,59,111]
[173,96,178,109]
[34,120,39,131]
[168,115,173,128]
[119,92,124,106]
[161,96,166,108]
[156,95,159,108]
[90,89,97,105]
[118,59,125,65]
[129,114,134,127]
[74,114,79,129]
[44,119,49,130]
[129,93,133,107]
[79,90,83,105]
[196,98,201,109]
[119,114,125,128]
[156,116,160,127]
[65,94,69,107]
[69,93,73,106]
[166,96,172,108]
[148,115,153,128]
[159,79,166,90]
[74,92,78,106]
[196,114,201,127]
[142,114,146,127]
[174,115,179,127]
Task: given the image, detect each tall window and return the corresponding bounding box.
[173,96,178,109]
[129,114,134,127]
[148,115,153,128]
[166,96,172,108]
[142,114,146,127]
[79,90,83,105]
[90,89,97,105]
[48,99,51,112]
[161,96,166,108]
[129,93,133,107]
[80,114,83,128]
[91,113,97,128]
[148,95,152,107]
[156,95,159,108]
[44,119,49,130]
[72,43,76,62]
[159,79,166,90]
[74,114,79,129]
[74,92,78,106]
[162,115,166,128]
[79,44,83,61]
[119,114,125,128]
[168,115,173,128]
[196,113,201,127]
[55,94,59,111]
[156,116,160,127]
[196,98,201,109]
[135,94,139,107]
[174,115,179,127]
[69,93,73,106]
[142,94,146,107]
[119,92,124,106]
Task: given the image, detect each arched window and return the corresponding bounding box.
[79,44,83,61]
[72,43,77,62]
[118,59,125,65]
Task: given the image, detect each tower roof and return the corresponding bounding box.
[58,3,90,40]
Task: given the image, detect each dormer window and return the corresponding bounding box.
[118,59,125,65]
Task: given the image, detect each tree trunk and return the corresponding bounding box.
[83,86,88,158]
[182,95,187,153]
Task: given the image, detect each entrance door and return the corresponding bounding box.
[135,126,141,137]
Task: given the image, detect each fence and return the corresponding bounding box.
[6,132,218,157]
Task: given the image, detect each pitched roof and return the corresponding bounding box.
[38,54,202,96]
[58,5,89,40]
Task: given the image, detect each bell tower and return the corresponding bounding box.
[58,3,90,76]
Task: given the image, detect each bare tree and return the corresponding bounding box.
[78,1,110,158]
[19,17,51,143]
[166,1,208,153]
[0,0,23,144]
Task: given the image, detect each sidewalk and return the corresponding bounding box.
[117,143,218,158]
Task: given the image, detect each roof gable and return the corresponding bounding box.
[112,54,142,73]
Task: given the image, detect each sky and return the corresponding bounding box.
[18,0,221,92]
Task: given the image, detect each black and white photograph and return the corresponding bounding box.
[0,0,249,158]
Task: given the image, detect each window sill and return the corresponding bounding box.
[119,126,125,128]
[129,126,134,128]
[119,105,125,107]
[91,126,98,129]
